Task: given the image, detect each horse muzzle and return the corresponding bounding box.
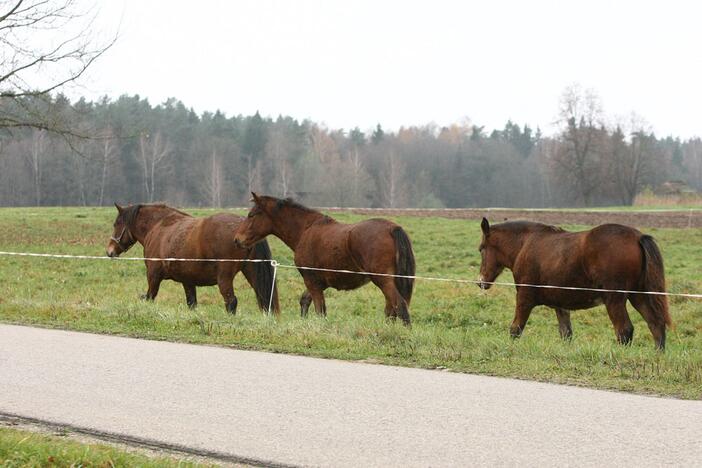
[232,235,251,249]
[478,276,492,290]
[106,244,122,258]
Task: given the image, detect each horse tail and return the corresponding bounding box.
[242,239,280,315]
[638,235,672,329]
[392,226,415,308]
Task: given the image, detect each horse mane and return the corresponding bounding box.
[120,204,142,230]
[121,203,191,230]
[274,197,318,214]
[272,197,334,223]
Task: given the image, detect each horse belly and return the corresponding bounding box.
[326,272,371,291]
[537,289,603,310]
[162,261,219,286]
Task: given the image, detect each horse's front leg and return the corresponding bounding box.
[555,308,572,340]
[217,270,238,315]
[183,283,197,309]
[310,289,326,317]
[142,262,162,301]
[302,277,326,317]
[511,289,535,338]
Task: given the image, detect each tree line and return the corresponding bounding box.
[0,87,700,208]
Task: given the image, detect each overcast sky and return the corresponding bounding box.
[80,0,701,138]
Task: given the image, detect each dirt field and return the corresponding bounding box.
[326,208,702,228]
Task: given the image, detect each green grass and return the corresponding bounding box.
[463,205,702,212]
[0,427,212,467]
[0,207,701,399]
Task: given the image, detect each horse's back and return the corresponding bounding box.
[198,213,244,256]
[144,213,195,257]
[145,212,248,285]
[582,224,644,285]
[347,218,404,273]
[586,223,641,243]
[516,223,645,307]
[148,213,242,255]
[522,224,642,271]
[295,217,402,288]
[517,230,585,280]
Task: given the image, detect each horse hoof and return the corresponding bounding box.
[617,328,634,346]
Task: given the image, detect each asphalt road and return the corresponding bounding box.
[1,324,701,467]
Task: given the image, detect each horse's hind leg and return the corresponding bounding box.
[555,308,572,340]
[604,297,634,345]
[371,276,410,326]
[183,283,197,309]
[299,290,313,317]
[629,294,666,350]
[217,272,238,315]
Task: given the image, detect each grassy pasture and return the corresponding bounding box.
[0,207,701,399]
[0,426,212,467]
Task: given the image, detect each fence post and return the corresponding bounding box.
[268,260,278,315]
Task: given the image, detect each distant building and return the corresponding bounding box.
[656,180,697,196]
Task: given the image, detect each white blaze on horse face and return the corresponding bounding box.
[478,274,491,290]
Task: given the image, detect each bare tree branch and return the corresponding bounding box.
[0,0,116,136]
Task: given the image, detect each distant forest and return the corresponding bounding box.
[1,89,700,208]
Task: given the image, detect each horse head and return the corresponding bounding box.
[478,217,506,289]
[233,192,276,248]
[106,203,140,257]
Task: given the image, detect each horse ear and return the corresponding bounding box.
[481,217,490,236]
[114,203,124,213]
[250,192,260,203]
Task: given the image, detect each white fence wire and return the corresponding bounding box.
[2,251,701,301]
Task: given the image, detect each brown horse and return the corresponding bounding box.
[106,203,279,315]
[478,218,671,349]
[232,193,416,325]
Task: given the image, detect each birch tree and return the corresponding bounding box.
[381,151,407,208]
[139,131,171,202]
[27,128,47,205]
[202,148,224,208]
[98,128,117,205]
[266,125,294,197]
